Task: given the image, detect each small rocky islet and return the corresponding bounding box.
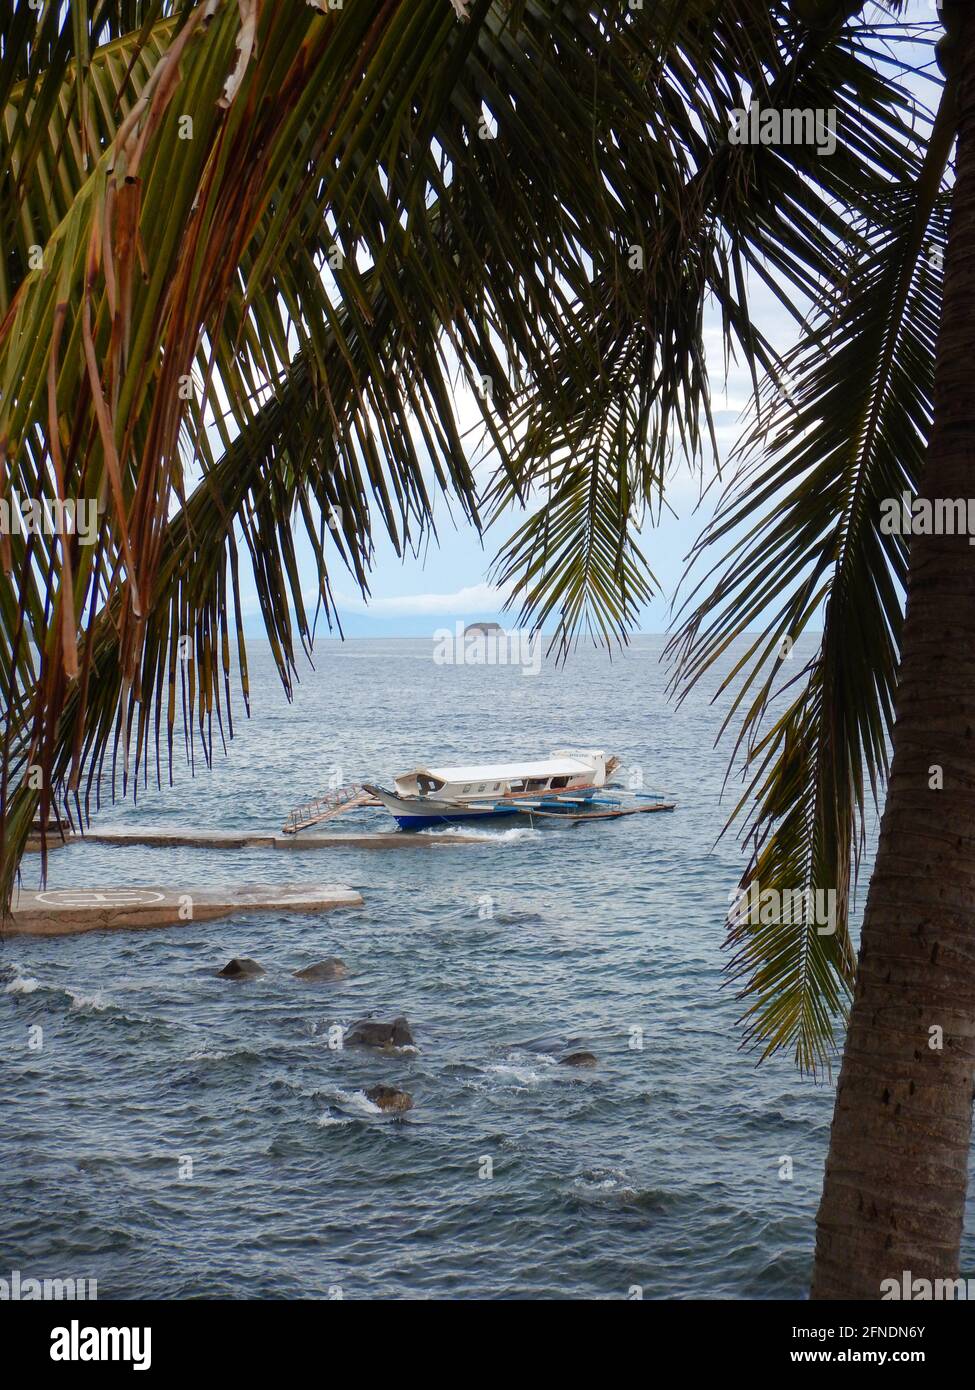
[365,1084,414,1113]
[344,1015,415,1048]
[293,957,348,981]
[216,956,348,981]
[216,957,266,979]
[559,1050,598,1068]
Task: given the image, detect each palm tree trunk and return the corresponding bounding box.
[810,7,975,1300]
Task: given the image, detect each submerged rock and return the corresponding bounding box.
[366,1084,414,1113]
[217,957,266,979]
[344,1016,414,1048]
[559,1050,597,1068]
[293,957,348,982]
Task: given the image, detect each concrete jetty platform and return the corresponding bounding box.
[25,826,490,853]
[7,882,363,938]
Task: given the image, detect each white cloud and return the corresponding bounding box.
[333,581,510,616]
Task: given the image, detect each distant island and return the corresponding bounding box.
[464,621,504,637]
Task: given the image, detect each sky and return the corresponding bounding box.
[309,341,762,640]
[235,1,939,642]
[235,275,792,640]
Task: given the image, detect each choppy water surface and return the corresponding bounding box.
[2,636,971,1298]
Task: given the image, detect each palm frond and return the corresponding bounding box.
[668,76,955,1073]
[0,0,706,902]
[486,0,929,654]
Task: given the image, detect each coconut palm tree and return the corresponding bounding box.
[0,0,965,1298]
[805,0,975,1300]
[665,0,975,1301]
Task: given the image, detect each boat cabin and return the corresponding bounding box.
[394,751,616,802]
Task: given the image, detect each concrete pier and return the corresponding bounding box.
[24,826,491,853]
[7,882,363,938]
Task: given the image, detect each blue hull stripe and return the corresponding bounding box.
[395,808,521,831]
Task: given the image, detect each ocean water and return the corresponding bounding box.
[1,634,972,1300]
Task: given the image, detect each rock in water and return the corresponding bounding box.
[344,1015,414,1048]
[559,1050,597,1068]
[366,1084,414,1113]
[293,957,348,981]
[217,957,266,979]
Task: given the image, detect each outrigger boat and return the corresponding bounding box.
[364,749,624,829]
[282,750,676,834]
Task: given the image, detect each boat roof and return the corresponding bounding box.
[399,756,597,783]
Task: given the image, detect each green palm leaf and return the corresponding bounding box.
[669,74,954,1073]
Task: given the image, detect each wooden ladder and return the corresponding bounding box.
[282,783,373,834]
